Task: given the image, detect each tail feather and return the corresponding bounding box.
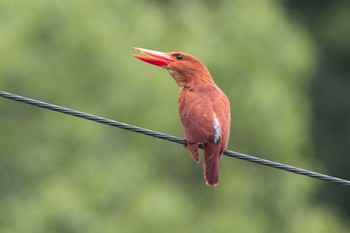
[203,142,221,186]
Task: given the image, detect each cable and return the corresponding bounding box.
[1,90,350,186]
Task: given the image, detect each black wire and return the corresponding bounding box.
[1,90,349,186]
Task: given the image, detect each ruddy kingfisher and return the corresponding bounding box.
[133,47,231,187]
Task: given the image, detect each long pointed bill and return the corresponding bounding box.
[133,47,173,67]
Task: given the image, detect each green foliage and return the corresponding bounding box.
[0,0,349,232]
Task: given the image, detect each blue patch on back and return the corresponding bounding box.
[213,116,221,144]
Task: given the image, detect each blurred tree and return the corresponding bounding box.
[0,0,349,232]
[285,0,350,217]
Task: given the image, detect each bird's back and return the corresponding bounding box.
[178,83,230,150]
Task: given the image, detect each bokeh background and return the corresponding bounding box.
[1,0,349,232]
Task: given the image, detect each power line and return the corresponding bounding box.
[1,90,349,186]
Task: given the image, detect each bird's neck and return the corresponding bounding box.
[168,68,215,89]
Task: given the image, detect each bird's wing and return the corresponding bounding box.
[212,89,231,150]
[179,84,228,145]
[179,89,213,144]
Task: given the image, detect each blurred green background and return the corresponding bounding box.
[1,0,349,232]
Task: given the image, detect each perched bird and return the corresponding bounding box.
[133,47,231,186]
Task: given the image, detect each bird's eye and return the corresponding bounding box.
[175,54,183,60]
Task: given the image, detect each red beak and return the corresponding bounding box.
[133,47,173,67]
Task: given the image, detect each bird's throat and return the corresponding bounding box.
[168,69,187,88]
[167,67,215,89]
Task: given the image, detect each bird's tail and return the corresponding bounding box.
[203,142,221,187]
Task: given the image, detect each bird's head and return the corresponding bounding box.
[133,47,213,88]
